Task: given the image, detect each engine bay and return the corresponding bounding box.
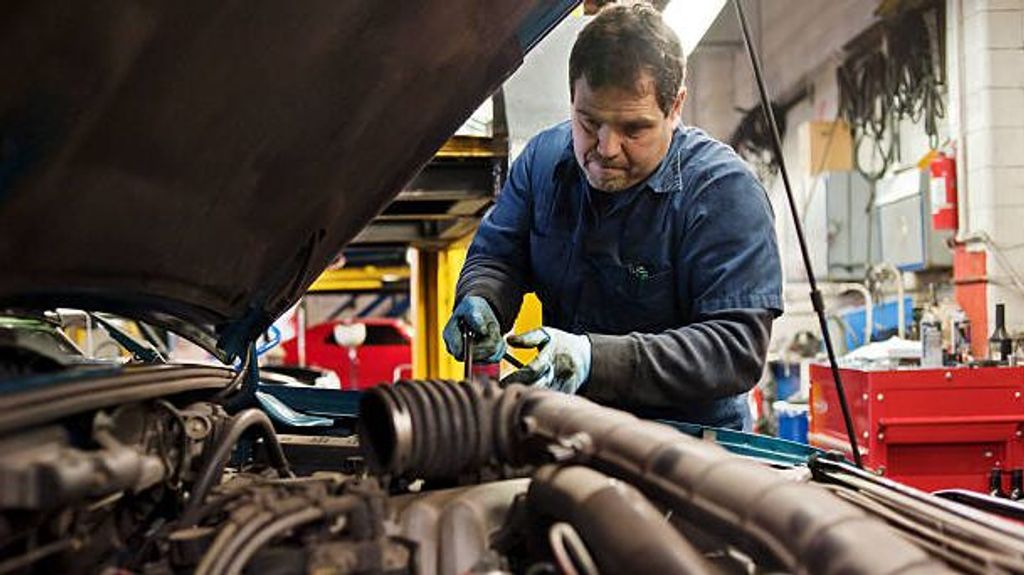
[3,370,1024,575]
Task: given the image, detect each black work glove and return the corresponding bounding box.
[442,295,507,363]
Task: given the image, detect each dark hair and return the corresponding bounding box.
[569,3,685,116]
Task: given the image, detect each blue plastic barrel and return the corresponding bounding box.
[774,400,809,444]
[769,361,801,401]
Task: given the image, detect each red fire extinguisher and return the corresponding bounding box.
[929,151,958,231]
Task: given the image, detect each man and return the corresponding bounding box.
[442,4,782,430]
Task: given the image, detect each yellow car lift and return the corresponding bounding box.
[303,245,540,381]
[410,234,541,381]
[434,135,506,159]
[307,266,410,293]
[306,133,542,381]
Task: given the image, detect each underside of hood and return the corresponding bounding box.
[0,0,576,359]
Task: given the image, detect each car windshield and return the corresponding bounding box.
[0,316,83,358]
[0,310,232,383]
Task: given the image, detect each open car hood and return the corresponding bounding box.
[0,1,576,359]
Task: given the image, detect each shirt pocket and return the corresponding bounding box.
[590,262,676,333]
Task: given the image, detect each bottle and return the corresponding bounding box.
[920,286,943,368]
[908,306,923,341]
[989,303,1013,364]
[952,307,972,365]
[989,468,1005,498]
[1011,469,1024,501]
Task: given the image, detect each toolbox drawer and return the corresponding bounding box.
[809,365,1024,493]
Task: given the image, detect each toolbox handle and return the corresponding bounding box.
[807,432,870,456]
[878,415,1024,427]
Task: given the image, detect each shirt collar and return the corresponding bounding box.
[553,126,685,195]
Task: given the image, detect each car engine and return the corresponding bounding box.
[4,365,1024,575]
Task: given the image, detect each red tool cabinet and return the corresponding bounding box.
[809,365,1024,493]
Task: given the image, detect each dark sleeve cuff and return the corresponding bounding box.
[582,333,637,404]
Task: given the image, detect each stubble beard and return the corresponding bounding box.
[585,170,629,192]
[583,154,632,192]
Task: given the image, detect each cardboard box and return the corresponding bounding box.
[800,120,853,175]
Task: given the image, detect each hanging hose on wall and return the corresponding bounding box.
[837,0,946,180]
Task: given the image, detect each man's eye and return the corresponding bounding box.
[625,126,647,138]
[580,118,597,132]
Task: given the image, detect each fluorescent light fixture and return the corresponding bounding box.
[662,0,727,56]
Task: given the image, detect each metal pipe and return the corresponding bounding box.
[222,495,364,575]
[548,522,598,575]
[437,479,531,575]
[953,0,971,241]
[832,282,874,345]
[201,510,275,575]
[527,465,711,575]
[298,300,307,368]
[223,508,323,575]
[872,263,906,338]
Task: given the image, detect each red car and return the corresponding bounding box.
[280,318,413,390]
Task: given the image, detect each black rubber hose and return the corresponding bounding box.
[516,391,951,575]
[358,382,952,574]
[181,409,294,526]
[528,465,712,575]
[358,379,526,479]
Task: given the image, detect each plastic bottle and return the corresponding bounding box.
[952,307,972,365]
[920,286,943,368]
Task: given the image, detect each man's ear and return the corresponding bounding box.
[669,87,687,127]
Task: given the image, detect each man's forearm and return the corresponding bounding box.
[582,308,773,410]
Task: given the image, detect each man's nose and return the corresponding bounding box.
[595,125,622,159]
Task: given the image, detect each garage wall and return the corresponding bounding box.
[956,0,1024,335]
[684,47,743,142]
[683,1,877,139]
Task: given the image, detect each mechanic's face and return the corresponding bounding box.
[571,72,684,192]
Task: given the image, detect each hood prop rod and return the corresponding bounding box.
[733,0,862,468]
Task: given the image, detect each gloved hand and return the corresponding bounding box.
[443,295,507,363]
[501,327,591,394]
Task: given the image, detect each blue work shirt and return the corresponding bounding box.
[457,121,783,429]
